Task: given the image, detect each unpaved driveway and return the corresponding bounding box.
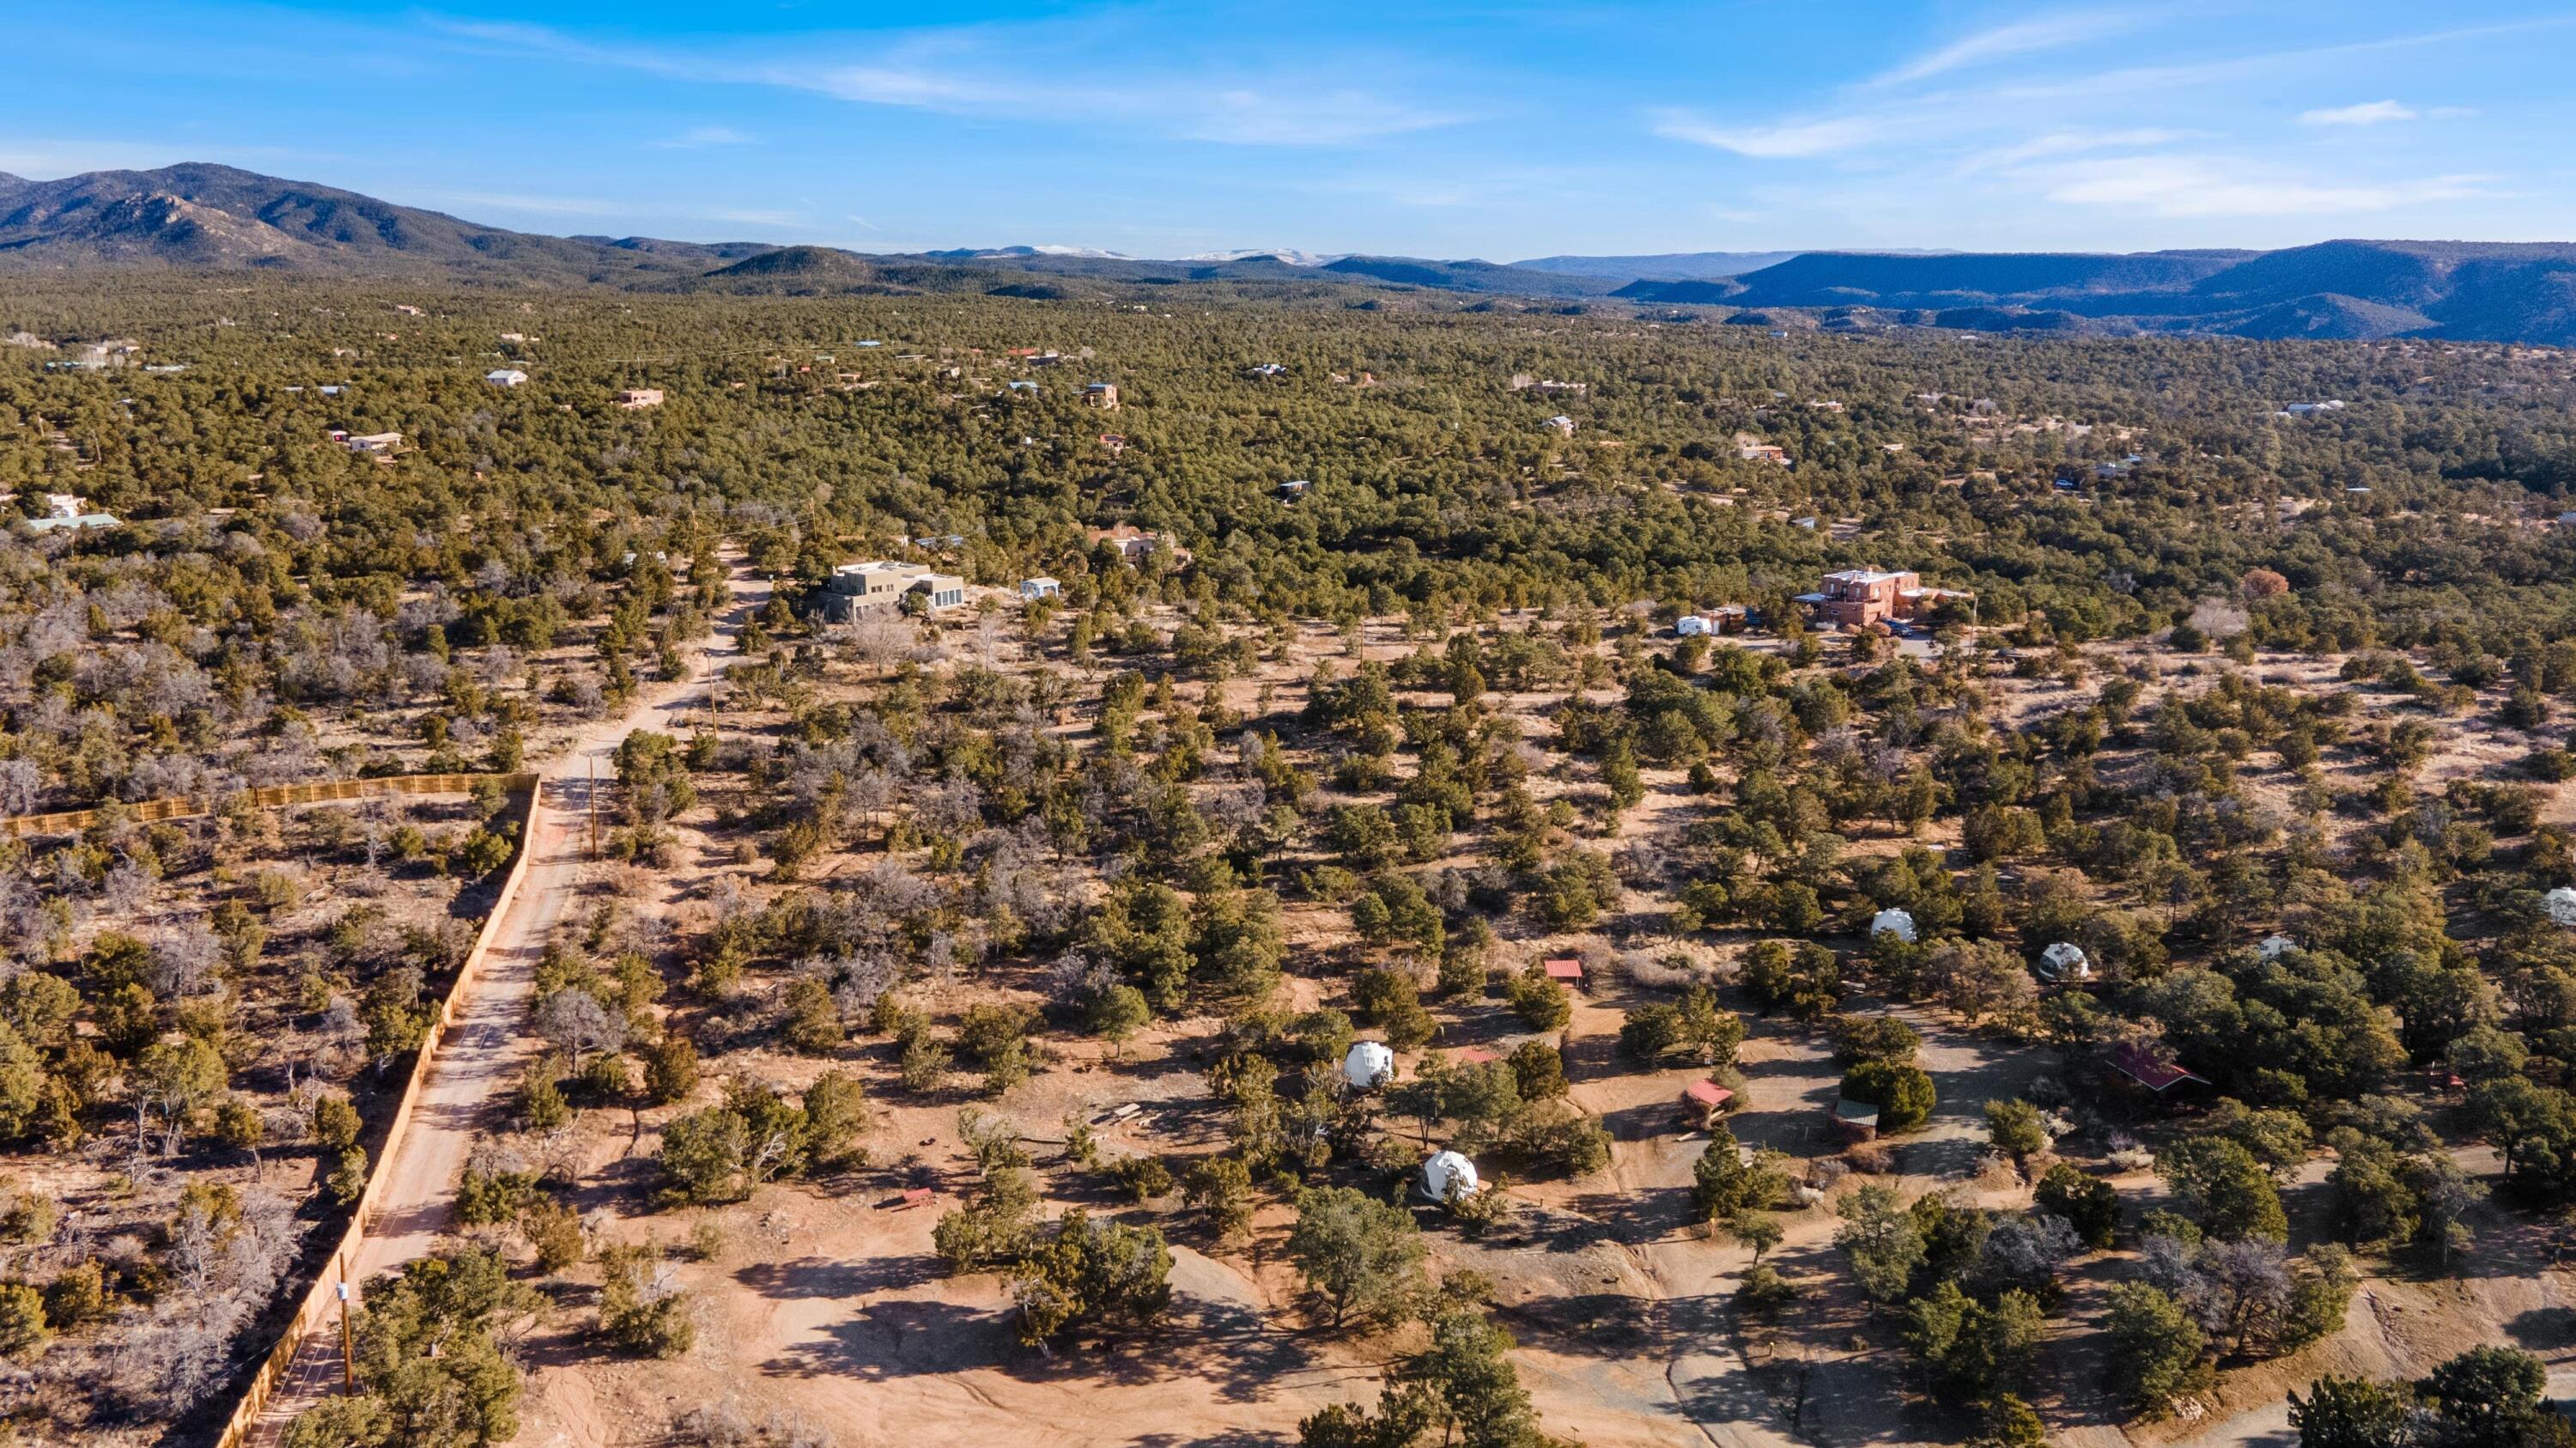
[245,562,770,1444]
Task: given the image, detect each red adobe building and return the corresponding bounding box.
[1795,569,1972,629]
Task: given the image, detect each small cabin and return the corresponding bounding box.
[1019,576,1061,601]
[1682,1079,1736,1129]
[1541,957,1586,990]
[2105,1042,2208,1097]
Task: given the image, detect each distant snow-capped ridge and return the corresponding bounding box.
[1178,248,1341,267]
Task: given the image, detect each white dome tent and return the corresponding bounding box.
[2257,934,2297,961]
[1869,909,1917,944]
[1343,1040,1395,1091]
[2036,942,2091,983]
[1422,1150,1480,1202]
[2548,887,2576,927]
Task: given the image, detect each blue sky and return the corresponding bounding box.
[7,1,2574,259]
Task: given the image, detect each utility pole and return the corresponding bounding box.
[337,1274,354,1391]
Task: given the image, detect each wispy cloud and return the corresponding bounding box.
[1989,16,2576,106]
[1871,9,2146,87]
[438,17,1461,148]
[1650,109,1888,159]
[2028,154,2492,216]
[2299,100,2415,127]
[435,191,632,217]
[653,125,754,149]
[0,138,308,178]
[1958,127,2199,173]
[699,207,805,228]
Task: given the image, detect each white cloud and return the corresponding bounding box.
[1651,109,1886,158]
[698,207,804,228]
[1962,127,2200,172]
[435,191,632,218]
[2300,100,2417,127]
[653,125,754,149]
[0,139,313,178]
[1182,89,1463,147]
[444,19,1457,148]
[1873,9,2145,87]
[2028,154,2492,216]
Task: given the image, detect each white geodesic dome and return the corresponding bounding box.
[2037,942,2090,981]
[2257,934,2297,961]
[1423,1150,1480,1200]
[2548,888,2576,927]
[1869,909,1917,944]
[1343,1040,1395,1091]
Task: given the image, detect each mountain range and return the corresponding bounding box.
[6,163,2576,344]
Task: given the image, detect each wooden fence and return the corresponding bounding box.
[0,772,538,839]
[204,774,549,1448]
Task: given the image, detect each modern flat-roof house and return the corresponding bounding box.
[818,561,965,622]
[486,368,528,387]
[615,387,665,410]
[25,510,118,533]
[343,431,403,454]
[1794,569,1973,630]
[1544,415,1577,435]
[1083,382,1120,411]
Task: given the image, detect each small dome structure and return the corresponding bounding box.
[1869,909,1917,944]
[1423,1150,1480,1201]
[2257,934,2297,961]
[2548,887,2576,927]
[2037,942,2090,981]
[1343,1040,1395,1091]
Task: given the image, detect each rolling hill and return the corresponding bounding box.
[6,164,2576,343]
[1616,240,2576,343]
[0,162,775,283]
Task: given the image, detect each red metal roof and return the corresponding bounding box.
[1684,1080,1735,1107]
[2107,1042,2207,1092]
[1542,958,1584,979]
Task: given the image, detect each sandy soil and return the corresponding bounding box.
[245,559,771,1445]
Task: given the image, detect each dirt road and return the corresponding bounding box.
[244,564,771,1444]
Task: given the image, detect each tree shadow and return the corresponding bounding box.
[734,1252,940,1299]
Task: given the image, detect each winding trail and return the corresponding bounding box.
[244,563,769,1445]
